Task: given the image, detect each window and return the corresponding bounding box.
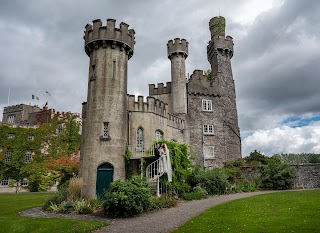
[102,122,109,138]
[28,135,34,141]
[203,124,214,135]
[136,128,144,151]
[202,99,213,111]
[4,149,12,162]
[25,151,32,163]
[0,177,9,186]
[8,133,15,138]
[7,115,15,124]
[57,123,63,134]
[203,146,214,158]
[21,178,29,186]
[155,130,163,140]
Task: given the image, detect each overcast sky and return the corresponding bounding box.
[1,0,319,157]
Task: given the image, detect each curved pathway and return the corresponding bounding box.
[20,191,287,232]
[94,191,277,233]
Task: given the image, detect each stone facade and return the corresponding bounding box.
[2,104,41,126]
[291,164,320,189]
[80,16,241,198]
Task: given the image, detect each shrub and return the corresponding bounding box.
[74,199,93,214]
[43,183,68,210]
[261,157,294,190]
[68,177,83,201]
[182,185,208,200]
[103,176,153,217]
[151,196,177,209]
[187,168,229,195]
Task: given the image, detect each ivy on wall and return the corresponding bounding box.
[0,112,81,191]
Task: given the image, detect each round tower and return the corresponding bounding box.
[80,19,135,199]
[167,38,188,117]
[207,16,241,162]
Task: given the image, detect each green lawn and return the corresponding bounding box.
[175,190,320,233]
[0,193,107,233]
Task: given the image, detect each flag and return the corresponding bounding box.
[46,91,51,96]
[32,94,39,100]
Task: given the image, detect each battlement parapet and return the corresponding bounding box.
[167,113,185,130]
[188,70,220,96]
[149,82,171,95]
[3,104,41,113]
[207,35,233,61]
[128,95,168,117]
[167,38,188,59]
[127,94,185,130]
[84,19,135,58]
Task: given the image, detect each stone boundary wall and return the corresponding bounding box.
[291,163,320,189]
[241,164,320,189]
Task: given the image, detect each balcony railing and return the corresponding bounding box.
[127,144,155,159]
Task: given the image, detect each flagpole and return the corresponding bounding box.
[8,88,10,105]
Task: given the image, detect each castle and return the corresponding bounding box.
[79,16,241,198]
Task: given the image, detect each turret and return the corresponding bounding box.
[80,19,135,199]
[167,38,188,117]
[206,16,241,162]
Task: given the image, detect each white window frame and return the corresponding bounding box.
[203,124,214,135]
[25,151,32,163]
[8,133,15,139]
[57,123,64,134]
[203,146,215,159]
[102,122,110,139]
[0,177,9,186]
[7,115,15,124]
[136,128,144,151]
[155,130,163,140]
[202,99,213,112]
[21,178,29,186]
[4,149,12,162]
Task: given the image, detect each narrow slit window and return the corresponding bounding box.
[103,122,109,138]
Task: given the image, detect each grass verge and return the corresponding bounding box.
[174,190,320,233]
[0,192,107,233]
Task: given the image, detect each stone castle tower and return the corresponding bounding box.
[80,16,241,198]
[80,19,135,198]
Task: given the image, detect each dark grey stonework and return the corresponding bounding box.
[291,164,320,189]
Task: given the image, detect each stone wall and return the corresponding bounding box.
[291,164,320,189]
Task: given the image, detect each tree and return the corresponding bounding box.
[261,156,294,190]
[245,150,269,165]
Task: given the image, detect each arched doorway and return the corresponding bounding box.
[96,163,113,198]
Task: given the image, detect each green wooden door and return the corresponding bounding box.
[96,163,113,198]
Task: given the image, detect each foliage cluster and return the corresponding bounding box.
[0,112,81,192]
[151,195,178,209]
[276,153,320,164]
[44,177,103,214]
[156,140,193,196]
[103,176,153,217]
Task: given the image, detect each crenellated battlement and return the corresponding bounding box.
[149,82,171,95]
[167,38,188,59]
[127,95,185,130]
[84,19,135,58]
[3,104,41,113]
[188,70,220,96]
[207,35,233,61]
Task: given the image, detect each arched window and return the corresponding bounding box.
[136,128,144,151]
[155,130,163,140]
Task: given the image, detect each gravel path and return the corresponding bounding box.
[94,191,276,233]
[19,191,277,233]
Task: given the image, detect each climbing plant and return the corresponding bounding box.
[157,140,194,196]
[0,113,81,191]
